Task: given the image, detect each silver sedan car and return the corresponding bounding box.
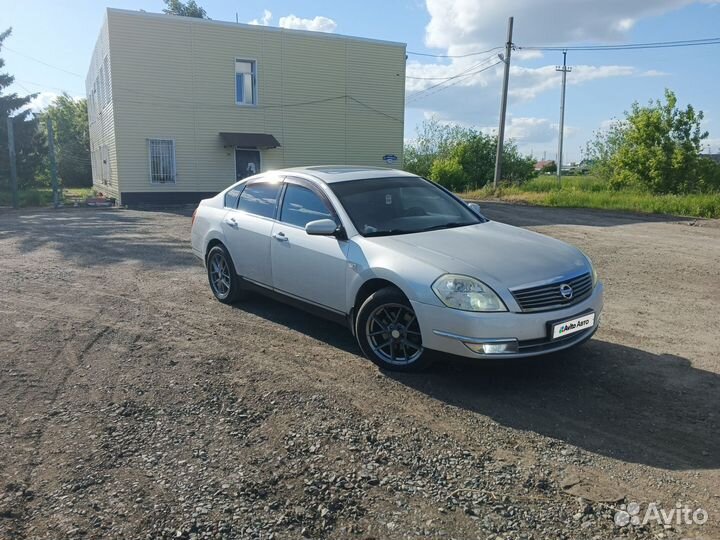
[191,166,603,371]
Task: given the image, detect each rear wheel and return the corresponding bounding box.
[206,245,244,304]
[355,287,431,372]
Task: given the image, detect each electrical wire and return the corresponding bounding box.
[2,45,83,77]
[406,46,503,58]
[406,61,502,105]
[405,56,500,103]
[517,37,720,52]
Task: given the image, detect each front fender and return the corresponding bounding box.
[345,241,445,311]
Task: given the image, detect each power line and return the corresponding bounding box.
[406,46,503,58]
[2,45,83,77]
[405,55,500,103]
[347,96,403,123]
[406,61,502,104]
[517,36,720,52]
[109,88,404,123]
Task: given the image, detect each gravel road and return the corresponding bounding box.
[0,202,718,539]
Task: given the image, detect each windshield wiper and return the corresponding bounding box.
[364,229,415,237]
[417,222,472,233]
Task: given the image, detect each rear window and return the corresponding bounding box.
[236,182,281,219]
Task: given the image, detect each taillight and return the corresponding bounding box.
[191,208,197,227]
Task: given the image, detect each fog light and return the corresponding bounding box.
[463,340,518,355]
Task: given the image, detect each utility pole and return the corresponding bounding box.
[493,16,513,188]
[6,116,18,209]
[556,50,572,184]
[47,118,59,208]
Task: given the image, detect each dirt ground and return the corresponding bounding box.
[0,202,718,539]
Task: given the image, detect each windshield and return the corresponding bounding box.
[329,176,484,237]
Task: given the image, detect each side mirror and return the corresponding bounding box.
[305,218,339,236]
[468,202,482,214]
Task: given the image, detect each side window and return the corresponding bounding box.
[236,182,281,219]
[235,59,257,105]
[224,184,244,209]
[280,184,337,228]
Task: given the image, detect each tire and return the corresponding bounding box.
[355,287,431,372]
[206,245,245,304]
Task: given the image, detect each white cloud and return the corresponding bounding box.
[640,69,670,77]
[278,14,337,33]
[424,0,704,51]
[407,0,713,159]
[509,64,635,101]
[248,10,337,33]
[505,117,558,143]
[26,91,58,113]
[248,9,272,26]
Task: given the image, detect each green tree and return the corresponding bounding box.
[587,90,719,193]
[429,157,467,190]
[501,141,536,184]
[404,117,472,178]
[39,94,91,188]
[450,132,496,187]
[0,28,45,191]
[405,117,538,190]
[162,0,209,18]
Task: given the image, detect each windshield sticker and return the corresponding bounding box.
[385,194,392,205]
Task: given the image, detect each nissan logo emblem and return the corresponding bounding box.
[560,283,573,299]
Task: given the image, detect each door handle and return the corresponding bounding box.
[272,232,288,242]
[224,217,238,228]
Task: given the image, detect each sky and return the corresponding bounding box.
[2,0,720,162]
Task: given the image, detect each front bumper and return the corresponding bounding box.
[412,282,604,359]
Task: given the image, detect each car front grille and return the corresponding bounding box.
[511,272,593,312]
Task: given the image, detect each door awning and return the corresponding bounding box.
[219,132,281,149]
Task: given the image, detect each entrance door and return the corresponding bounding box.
[235,149,261,181]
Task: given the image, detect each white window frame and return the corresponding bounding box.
[234,58,258,106]
[147,138,177,185]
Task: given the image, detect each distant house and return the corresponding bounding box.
[86,9,406,205]
[534,160,555,172]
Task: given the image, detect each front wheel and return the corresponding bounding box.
[206,245,245,304]
[355,287,431,372]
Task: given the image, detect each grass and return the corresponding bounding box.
[0,187,95,208]
[461,176,720,219]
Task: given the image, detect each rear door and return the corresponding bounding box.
[221,178,282,286]
[270,179,349,313]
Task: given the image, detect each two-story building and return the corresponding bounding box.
[86,8,406,205]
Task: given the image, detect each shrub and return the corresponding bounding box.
[430,157,468,190]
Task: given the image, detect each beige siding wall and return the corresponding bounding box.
[86,15,119,198]
[102,9,405,198]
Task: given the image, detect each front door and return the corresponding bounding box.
[235,149,261,181]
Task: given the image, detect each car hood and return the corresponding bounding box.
[362,221,589,289]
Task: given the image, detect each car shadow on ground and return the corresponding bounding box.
[475,201,696,228]
[388,340,720,471]
[235,294,359,354]
[233,296,718,472]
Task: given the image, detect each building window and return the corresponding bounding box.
[235,59,256,105]
[148,139,176,184]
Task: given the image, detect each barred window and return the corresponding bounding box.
[148,139,176,184]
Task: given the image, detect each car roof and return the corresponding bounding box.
[275,165,419,184]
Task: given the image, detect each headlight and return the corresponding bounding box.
[432,274,507,312]
[581,251,598,287]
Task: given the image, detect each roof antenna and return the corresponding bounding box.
[236,12,239,23]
